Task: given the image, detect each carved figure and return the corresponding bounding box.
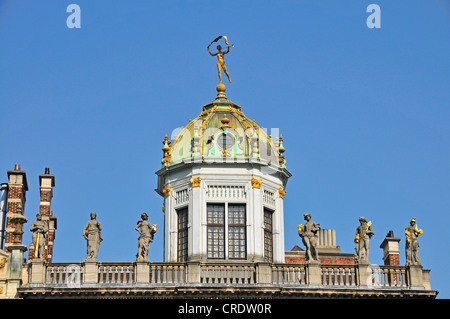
[297,213,320,263]
[30,213,48,259]
[207,36,233,84]
[135,213,157,261]
[405,217,423,265]
[354,217,374,263]
[83,212,103,260]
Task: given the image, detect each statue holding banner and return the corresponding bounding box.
[207,35,233,84]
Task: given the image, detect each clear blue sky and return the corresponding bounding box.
[1,1,449,298]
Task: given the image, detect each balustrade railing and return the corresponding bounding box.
[46,263,84,286]
[98,263,135,284]
[271,265,306,285]
[150,263,185,284]
[32,261,414,290]
[321,265,357,287]
[200,263,255,284]
[371,266,407,288]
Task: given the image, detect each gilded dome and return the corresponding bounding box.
[161,86,286,168]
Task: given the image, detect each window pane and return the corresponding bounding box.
[207,204,225,259]
[263,208,273,262]
[177,207,188,262]
[228,204,246,259]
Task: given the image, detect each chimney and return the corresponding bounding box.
[4,164,29,251]
[29,168,56,262]
[379,230,401,266]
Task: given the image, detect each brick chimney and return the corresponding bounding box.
[28,168,56,262]
[379,230,401,266]
[5,164,29,251]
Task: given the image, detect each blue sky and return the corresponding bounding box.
[1,1,449,298]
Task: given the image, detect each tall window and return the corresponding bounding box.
[228,204,246,259]
[263,208,273,262]
[207,204,225,259]
[177,207,188,262]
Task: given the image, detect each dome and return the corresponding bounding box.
[161,85,287,168]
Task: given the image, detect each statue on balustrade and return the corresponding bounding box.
[354,217,374,264]
[135,212,157,261]
[83,212,103,260]
[297,213,320,263]
[405,217,423,266]
[30,213,48,260]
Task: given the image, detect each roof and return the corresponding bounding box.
[161,85,287,169]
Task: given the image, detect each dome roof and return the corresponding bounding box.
[161,85,286,168]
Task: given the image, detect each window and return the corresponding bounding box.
[228,204,246,259]
[217,133,235,150]
[177,207,188,262]
[207,203,247,260]
[263,208,273,262]
[207,204,225,259]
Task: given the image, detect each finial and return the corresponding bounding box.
[220,115,230,129]
[14,164,20,171]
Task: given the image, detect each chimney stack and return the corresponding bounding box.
[380,230,401,266]
[5,164,29,251]
[29,168,57,262]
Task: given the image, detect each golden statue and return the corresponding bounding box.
[207,36,233,84]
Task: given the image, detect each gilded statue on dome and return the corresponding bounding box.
[207,36,233,85]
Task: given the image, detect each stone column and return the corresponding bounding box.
[251,178,263,261]
[190,178,202,261]
[273,187,285,263]
[5,244,27,298]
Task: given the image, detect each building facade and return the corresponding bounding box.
[0,85,438,299]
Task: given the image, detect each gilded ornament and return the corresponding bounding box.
[252,178,262,189]
[190,177,201,188]
[163,186,171,197]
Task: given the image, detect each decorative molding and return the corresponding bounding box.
[278,188,286,199]
[0,257,7,269]
[190,177,201,188]
[163,186,171,197]
[252,178,262,189]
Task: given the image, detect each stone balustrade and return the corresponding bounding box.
[20,259,431,293]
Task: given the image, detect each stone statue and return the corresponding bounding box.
[297,213,320,263]
[207,36,233,84]
[405,217,423,265]
[30,213,48,259]
[135,212,157,261]
[83,212,103,260]
[354,217,374,263]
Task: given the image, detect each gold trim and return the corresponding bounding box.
[190,177,201,188]
[163,186,171,197]
[252,178,262,189]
